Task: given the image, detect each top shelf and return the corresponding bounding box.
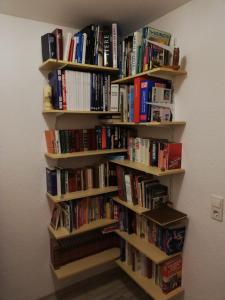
[112,67,187,84]
[39,59,119,73]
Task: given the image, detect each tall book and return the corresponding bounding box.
[112,23,118,68]
[52,28,63,60]
[41,33,56,62]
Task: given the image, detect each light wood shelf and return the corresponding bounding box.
[115,230,180,264]
[52,248,120,280]
[47,186,118,203]
[43,109,120,116]
[116,260,184,300]
[39,59,119,73]
[112,196,149,214]
[45,148,127,159]
[102,121,186,127]
[112,67,187,84]
[110,160,185,177]
[48,218,118,239]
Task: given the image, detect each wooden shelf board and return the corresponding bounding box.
[52,248,120,280]
[115,230,180,264]
[112,196,149,214]
[142,207,187,227]
[112,68,187,84]
[43,109,120,115]
[47,186,118,203]
[110,160,185,177]
[48,219,118,239]
[103,121,186,127]
[45,148,127,159]
[39,59,119,73]
[116,260,184,300]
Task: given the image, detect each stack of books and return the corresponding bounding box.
[45,126,128,154]
[50,196,117,232]
[120,240,183,294]
[112,77,173,123]
[41,23,119,68]
[127,137,182,170]
[116,166,168,209]
[120,26,171,78]
[48,69,112,111]
[46,162,117,196]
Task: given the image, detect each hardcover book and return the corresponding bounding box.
[41,33,56,62]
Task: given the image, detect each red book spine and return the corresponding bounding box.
[134,77,142,123]
[168,143,182,169]
[101,127,107,149]
[53,29,63,60]
[68,38,74,62]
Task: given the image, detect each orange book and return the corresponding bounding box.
[101,127,107,149]
[45,130,56,153]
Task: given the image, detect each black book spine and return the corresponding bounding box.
[41,33,56,62]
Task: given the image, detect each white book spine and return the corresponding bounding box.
[112,23,118,68]
[63,32,72,61]
[110,84,119,111]
[56,168,61,196]
[82,33,87,64]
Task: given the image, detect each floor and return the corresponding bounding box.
[44,267,151,300]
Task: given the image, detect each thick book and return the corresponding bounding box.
[48,69,63,110]
[52,28,63,60]
[110,84,119,111]
[160,255,182,293]
[41,33,56,62]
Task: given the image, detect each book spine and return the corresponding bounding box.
[112,23,118,68]
[134,78,142,123]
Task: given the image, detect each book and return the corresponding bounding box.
[160,256,182,293]
[112,23,118,68]
[150,105,171,122]
[52,28,63,60]
[41,33,56,62]
[110,84,119,111]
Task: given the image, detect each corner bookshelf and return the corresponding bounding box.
[41,43,187,298]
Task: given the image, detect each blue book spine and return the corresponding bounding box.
[46,168,57,196]
[48,69,62,110]
[129,86,134,122]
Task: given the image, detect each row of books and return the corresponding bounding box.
[116,166,168,209]
[48,69,114,111]
[50,196,115,232]
[46,162,117,196]
[45,126,128,154]
[41,23,119,68]
[118,77,172,123]
[136,215,186,255]
[120,240,182,294]
[127,137,182,170]
[120,26,171,78]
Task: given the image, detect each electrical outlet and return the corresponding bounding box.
[211,194,224,222]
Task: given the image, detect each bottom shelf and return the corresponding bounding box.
[52,248,120,280]
[116,260,184,300]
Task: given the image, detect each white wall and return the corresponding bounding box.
[0,14,114,300]
[150,1,225,299]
